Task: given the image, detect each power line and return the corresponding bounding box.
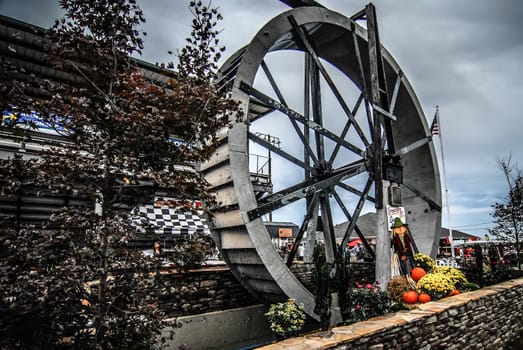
[453,221,492,228]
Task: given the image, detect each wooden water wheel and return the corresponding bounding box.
[200,4,441,320]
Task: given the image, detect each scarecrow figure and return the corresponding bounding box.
[391,218,416,276]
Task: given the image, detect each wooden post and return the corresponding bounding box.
[375,180,391,290]
[366,3,392,290]
[366,3,383,210]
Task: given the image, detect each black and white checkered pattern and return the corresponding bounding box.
[130,205,210,235]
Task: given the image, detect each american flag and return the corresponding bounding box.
[430,108,440,136]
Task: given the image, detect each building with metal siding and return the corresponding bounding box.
[0,14,207,244]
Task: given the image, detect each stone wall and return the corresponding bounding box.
[155,265,258,316]
[260,277,523,350]
[156,261,373,317]
[291,261,376,294]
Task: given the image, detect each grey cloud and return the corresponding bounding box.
[1,0,521,233]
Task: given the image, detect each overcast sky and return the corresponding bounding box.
[1,0,522,237]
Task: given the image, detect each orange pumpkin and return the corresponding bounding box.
[411,267,426,282]
[449,289,460,296]
[418,293,431,303]
[402,290,419,304]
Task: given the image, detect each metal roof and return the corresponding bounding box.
[0,14,176,94]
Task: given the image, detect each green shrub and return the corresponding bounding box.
[265,299,306,338]
[343,282,391,324]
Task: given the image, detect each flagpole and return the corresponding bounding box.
[434,106,455,259]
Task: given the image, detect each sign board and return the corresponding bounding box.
[2,110,69,136]
[386,205,406,231]
[3,109,191,148]
[278,227,293,238]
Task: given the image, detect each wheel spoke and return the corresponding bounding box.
[401,181,441,211]
[337,176,374,252]
[320,192,337,263]
[332,190,375,259]
[336,181,376,204]
[310,55,325,163]
[389,70,403,113]
[304,54,312,182]
[303,197,319,262]
[247,160,367,221]
[329,93,364,165]
[394,136,432,156]
[286,192,320,266]
[261,60,319,164]
[249,131,311,171]
[351,23,374,140]
[288,15,371,148]
[372,104,397,121]
[261,60,287,105]
[240,82,365,158]
[381,70,403,153]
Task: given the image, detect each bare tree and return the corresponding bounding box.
[489,156,522,270]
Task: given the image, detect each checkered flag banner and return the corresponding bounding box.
[129,204,210,236]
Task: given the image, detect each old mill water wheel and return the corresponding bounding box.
[200,4,442,321]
